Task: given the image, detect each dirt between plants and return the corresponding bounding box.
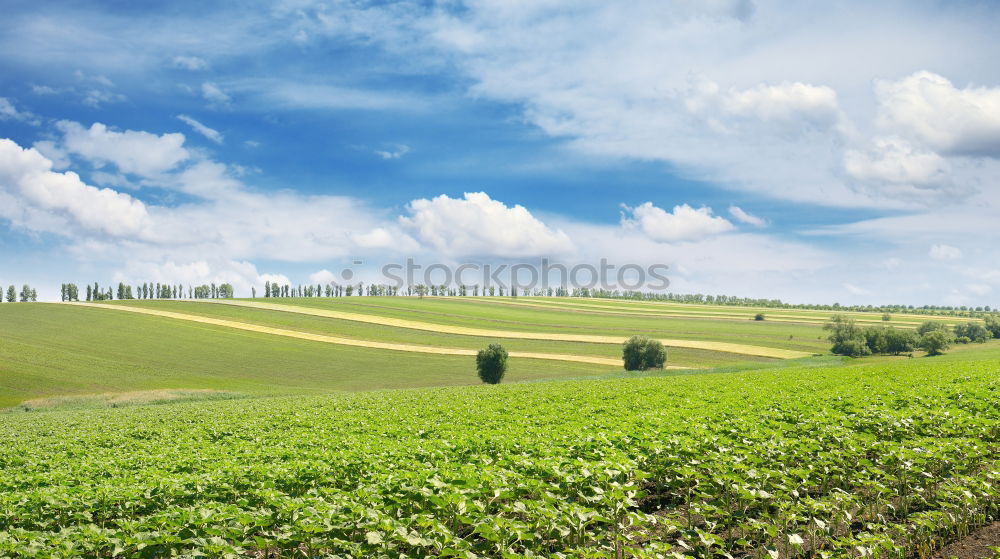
[931,521,1000,559]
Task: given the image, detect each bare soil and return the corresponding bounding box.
[931,521,1000,559]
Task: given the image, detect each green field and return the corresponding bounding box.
[223,296,832,352]
[2,297,833,408]
[2,298,999,557]
[1,339,998,557]
[0,303,615,408]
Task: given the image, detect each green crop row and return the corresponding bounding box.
[1,351,999,558]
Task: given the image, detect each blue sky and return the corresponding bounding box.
[2,0,1000,305]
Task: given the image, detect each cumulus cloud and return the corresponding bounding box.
[877,71,1000,157]
[352,227,420,252]
[172,55,208,71]
[201,82,231,104]
[0,135,402,266]
[308,269,338,285]
[688,80,843,133]
[728,206,767,227]
[400,192,574,258]
[622,203,734,243]
[843,137,953,198]
[48,121,189,177]
[176,115,223,144]
[929,243,962,261]
[0,139,148,237]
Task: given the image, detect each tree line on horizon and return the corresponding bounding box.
[0,285,37,302]
[10,281,997,318]
[57,282,235,302]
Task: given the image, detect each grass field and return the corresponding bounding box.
[0,303,619,408]
[1,338,998,557]
[2,296,982,408]
[220,297,831,352]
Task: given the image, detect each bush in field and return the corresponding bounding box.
[754,313,765,321]
[883,328,918,355]
[985,316,1000,339]
[622,336,667,371]
[953,322,991,343]
[476,344,508,384]
[862,327,888,355]
[916,321,947,336]
[824,315,870,357]
[920,330,952,356]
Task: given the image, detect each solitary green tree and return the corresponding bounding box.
[622,335,667,371]
[476,344,508,384]
[5,285,14,302]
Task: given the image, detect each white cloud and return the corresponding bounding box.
[171,55,208,71]
[50,121,189,177]
[688,80,843,133]
[201,82,231,104]
[622,202,734,243]
[176,114,223,144]
[352,227,420,252]
[375,144,409,159]
[400,192,574,258]
[31,84,59,95]
[0,97,39,125]
[843,137,954,198]
[0,139,149,237]
[308,269,337,285]
[877,71,1000,157]
[929,243,962,261]
[257,273,291,287]
[728,206,767,227]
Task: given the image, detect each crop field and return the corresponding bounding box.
[1,344,999,557]
[0,303,614,408]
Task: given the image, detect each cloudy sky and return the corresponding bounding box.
[2,0,1000,305]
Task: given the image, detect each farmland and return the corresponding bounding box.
[0,296,837,407]
[1,342,999,557]
[1,297,999,558]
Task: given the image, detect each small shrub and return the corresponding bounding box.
[754,313,765,321]
[916,321,947,336]
[476,344,508,384]
[955,336,971,344]
[882,313,891,322]
[831,338,871,358]
[622,336,667,371]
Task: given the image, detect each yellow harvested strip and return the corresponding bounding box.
[74,303,636,368]
[471,297,927,326]
[197,300,810,359]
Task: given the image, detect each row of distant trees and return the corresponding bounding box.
[257,282,997,317]
[259,282,568,298]
[582,290,996,318]
[0,285,37,302]
[824,314,1000,357]
[59,282,235,302]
